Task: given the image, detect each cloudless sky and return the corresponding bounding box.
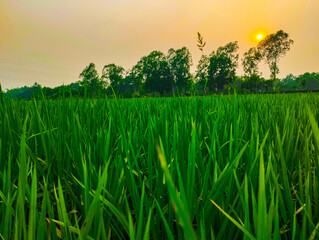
[1,0,318,90]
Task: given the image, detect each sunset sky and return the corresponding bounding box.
[1,0,318,90]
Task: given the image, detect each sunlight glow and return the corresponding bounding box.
[257,34,263,40]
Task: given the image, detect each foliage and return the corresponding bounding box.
[102,63,125,94]
[138,51,174,94]
[126,63,144,94]
[275,72,319,91]
[242,47,262,77]
[79,63,103,97]
[195,54,210,89]
[277,74,298,91]
[241,74,265,92]
[296,72,319,90]
[167,47,193,94]
[257,30,294,80]
[118,75,139,98]
[241,47,263,92]
[1,94,319,239]
[208,41,239,91]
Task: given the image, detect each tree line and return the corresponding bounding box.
[3,30,319,99]
[77,29,296,96]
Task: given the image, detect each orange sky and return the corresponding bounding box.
[0,0,318,90]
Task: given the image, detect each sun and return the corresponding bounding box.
[250,28,269,43]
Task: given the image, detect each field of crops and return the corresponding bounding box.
[0,92,319,239]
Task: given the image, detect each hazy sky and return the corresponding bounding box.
[1,0,318,90]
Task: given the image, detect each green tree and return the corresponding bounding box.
[101,63,125,94]
[257,30,294,81]
[299,78,307,88]
[139,51,174,94]
[242,47,263,92]
[126,63,144,95]
[195,55,210,88]
[167,47,193,94]
[278,73,298,90]
[296,72,319,90]
[208,41,239,91]
[242,47,262,77]
[79,63,102,97]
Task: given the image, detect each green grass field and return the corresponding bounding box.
[1,93,319,239]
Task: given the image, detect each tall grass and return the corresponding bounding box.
[0,92,319,239]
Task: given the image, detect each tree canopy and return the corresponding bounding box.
[102,63,125,93]
[208,41,239,91]
[167,47,193,94]
[257,30,294,80]
[79,63,102,96]
[139,51,174,94]
[242,47,262,77]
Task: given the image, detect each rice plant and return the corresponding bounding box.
[0,92,319,239]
